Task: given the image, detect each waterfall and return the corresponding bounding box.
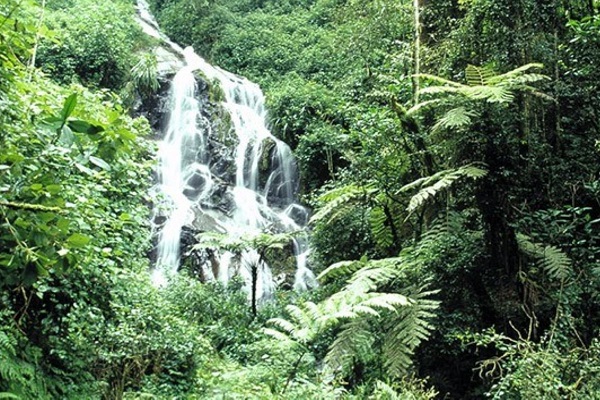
[137,0,317,298]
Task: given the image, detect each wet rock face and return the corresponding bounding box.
[131,76,172,133]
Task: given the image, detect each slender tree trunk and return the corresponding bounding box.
[382,203,400,252]
[413,0,421,105]
[28,0,46,80]
[251,263,258,317]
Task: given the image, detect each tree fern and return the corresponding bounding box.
[417,63,549,105]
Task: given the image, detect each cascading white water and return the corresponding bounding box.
[152,66,213,286]
[138,0,317,298]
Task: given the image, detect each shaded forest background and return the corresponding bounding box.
[1,0,600,398]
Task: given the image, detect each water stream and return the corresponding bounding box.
[136,0,317,298]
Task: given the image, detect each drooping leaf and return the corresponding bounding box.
[89,156,111,171]
[432,107,478,132]
[68,119,105,135]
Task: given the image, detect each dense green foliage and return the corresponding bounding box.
[3,0,600,398]
[146,0,600,397]
[36,0,150,89]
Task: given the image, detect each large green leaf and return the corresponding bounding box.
[67,233,90,248]
[60,93,78,121]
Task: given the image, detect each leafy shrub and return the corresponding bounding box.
[468,329,600,399]
[37,0,147,89]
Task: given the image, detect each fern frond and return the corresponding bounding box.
[310,185,377,225]
[418,63,548,106]
[268,255,439,381]
[487,62,544,84]
[193,231,236,251]
[268,317,297,336]
[432,107,478,132]
[540,245,571,281]
[406,99,443,115]
[404,165,487,216]
[519,86,556,102]
[517,234,572,281]
[318,260,363,282]
[419,86,465,96]
[465,64,495,86]
[498,73,550,87]
[286,304,312,331]
[0,327,49,399]
[372,381,401,399]
[475,85,513,103]
[325,319,374,373]
[359,292,413,310]
[382,286,439,376]
[398,168,449,193]
[370,208,395,250]
[263,328,293,342]
[345,263,402,293]
[414,73,465,87]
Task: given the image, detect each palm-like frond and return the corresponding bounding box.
[465,64,496,86]
[344,258,404,293]
[416,73,465,87]
[370,207,395,250]
[416,63,549,105]
[487,63,545,84]
[193,231,296,254]
[324,319,374,373]
[406,98,443,115]
[318,259,364,282]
